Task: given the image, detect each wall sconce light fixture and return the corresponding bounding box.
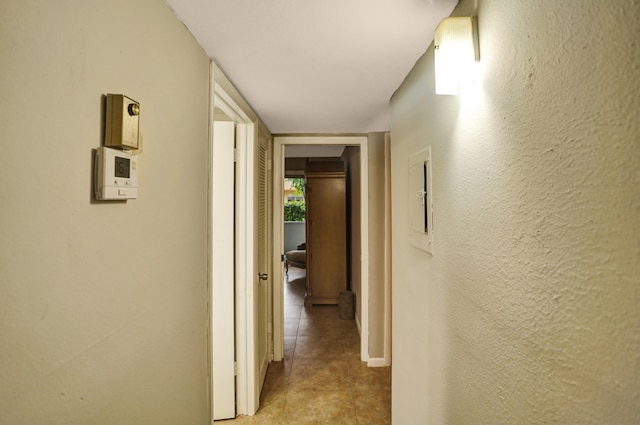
[434,16,479,95]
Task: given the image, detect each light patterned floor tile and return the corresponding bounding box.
[215,267,390,424]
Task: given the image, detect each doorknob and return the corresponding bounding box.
[258,273,268,281]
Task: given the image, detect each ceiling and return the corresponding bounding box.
[165,0,458,134]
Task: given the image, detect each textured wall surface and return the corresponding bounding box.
[0,0,211,423]
[390,0,640,423]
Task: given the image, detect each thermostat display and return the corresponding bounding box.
[114,156,130,178]
[95,147,138,200]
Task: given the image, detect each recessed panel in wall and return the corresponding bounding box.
[409,147,433,254]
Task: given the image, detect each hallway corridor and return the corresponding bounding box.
[219,266,391,424]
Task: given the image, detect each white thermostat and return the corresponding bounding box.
[95,146,139,200]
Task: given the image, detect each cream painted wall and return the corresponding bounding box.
[0,0,211,423]
[390,0,640,423]
[343,134,388,361]
[342,146,362,323]
[366,133,386,360]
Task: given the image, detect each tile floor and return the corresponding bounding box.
[217,266,391,424]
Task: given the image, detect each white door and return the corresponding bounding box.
[235,123,270,416]
[256,129,271,390]
[210,71,272,419]
[211,121,236,420]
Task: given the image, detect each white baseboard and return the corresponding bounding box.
[367,357,388,368]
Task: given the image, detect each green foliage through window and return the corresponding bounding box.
[284,200,306,222]
[290,178,305,195]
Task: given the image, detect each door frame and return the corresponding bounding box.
[271,135,370,363]
[209,62,272,419]
[210,120,236,421]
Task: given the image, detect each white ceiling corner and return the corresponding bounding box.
[165,0,458,134]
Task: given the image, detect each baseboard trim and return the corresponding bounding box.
[367,357,388,368]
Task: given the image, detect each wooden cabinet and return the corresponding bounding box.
[304,162,347,306]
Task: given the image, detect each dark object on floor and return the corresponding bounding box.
[339,291,355,320]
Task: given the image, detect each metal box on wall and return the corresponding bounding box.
[105,94,140,150]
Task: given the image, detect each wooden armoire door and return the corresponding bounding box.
[304,162,347,305]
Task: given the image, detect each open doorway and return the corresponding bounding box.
[272,136,370,365]
[277,145,363,386]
